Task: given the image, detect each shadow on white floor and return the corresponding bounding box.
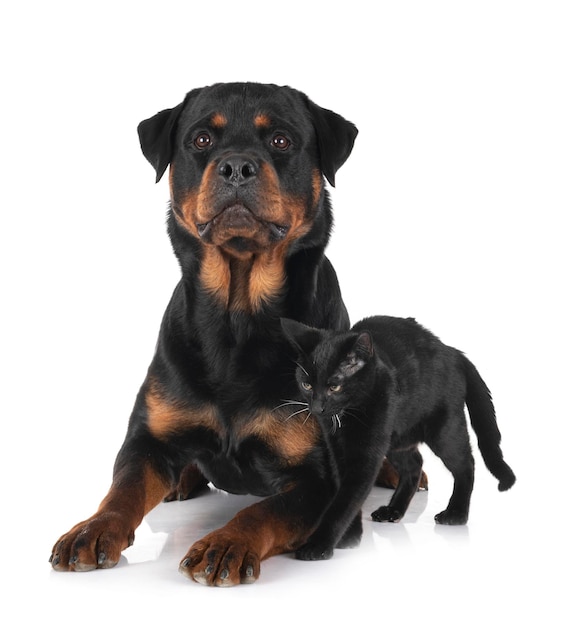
[16,452,566,626]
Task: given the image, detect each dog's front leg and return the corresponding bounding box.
[50,442,172,571]
[179,480,334,587]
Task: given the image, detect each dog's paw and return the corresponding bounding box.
[418,470,429,491]
[164,463,210,502]
[179,533,260,586]
[50,513,135,572]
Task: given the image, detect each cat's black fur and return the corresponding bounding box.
[281,315,516,560]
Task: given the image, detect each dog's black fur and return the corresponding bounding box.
[50,82,362,586]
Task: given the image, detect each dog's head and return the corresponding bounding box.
[138,83,357,260]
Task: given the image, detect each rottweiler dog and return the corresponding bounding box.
[50,82,366,586]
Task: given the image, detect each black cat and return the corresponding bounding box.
[281,315,515,560]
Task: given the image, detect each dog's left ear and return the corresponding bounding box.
[305,98,358,187]
[137,102,185,183]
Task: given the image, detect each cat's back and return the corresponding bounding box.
[352,315,445,365]
[353,316,464,410]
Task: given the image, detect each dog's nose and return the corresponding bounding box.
[218,155,258,186]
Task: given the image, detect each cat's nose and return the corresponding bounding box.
[311,400,325,415]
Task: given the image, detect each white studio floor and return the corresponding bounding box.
[10,446,566,626]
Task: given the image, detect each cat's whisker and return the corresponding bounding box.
[273,400,308,412]
[295,362,309,377]
[330,413,342,433]
[283,406,311,421]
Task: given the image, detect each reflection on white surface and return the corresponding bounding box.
[4,403,566,626]
[21,457,562,626]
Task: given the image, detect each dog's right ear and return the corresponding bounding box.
[137,102,184,183]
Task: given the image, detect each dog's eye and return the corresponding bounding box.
[301,381,312,391]
[193,132,213,149]
[271,134,291,151]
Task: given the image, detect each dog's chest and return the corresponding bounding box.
[200,407,322,495]
[145,389,321,494]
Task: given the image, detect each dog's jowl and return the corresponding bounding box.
[50,83,370,586]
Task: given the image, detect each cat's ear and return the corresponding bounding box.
[354,332,374,359]
[280,318,322,354]
[340,332,374,377]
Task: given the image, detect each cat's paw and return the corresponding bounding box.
[434,509,468,525]
[371,506,404,523]
[295,542,334,561]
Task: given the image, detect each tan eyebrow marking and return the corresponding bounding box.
[211,112,227,128]
[254,113,271,128]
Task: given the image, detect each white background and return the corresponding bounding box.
[1,1,573,623]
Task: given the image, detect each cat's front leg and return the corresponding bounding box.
[371,446,423,523]
[295,538,335,561]
[294,512,363,560]
[336,512,363,548]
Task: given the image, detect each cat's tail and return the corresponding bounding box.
[462,355,516,491]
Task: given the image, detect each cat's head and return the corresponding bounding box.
[280,318,375,423]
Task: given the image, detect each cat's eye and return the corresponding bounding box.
[329,384,342,393]
[301,382,312,391]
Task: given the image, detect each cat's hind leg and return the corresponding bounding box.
[427,410,475,525]
[371,447,423,522]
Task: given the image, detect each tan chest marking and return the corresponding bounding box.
[145,386,222,440]
[237,408,320,466]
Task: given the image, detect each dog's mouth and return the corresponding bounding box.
[196,204,289,245]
